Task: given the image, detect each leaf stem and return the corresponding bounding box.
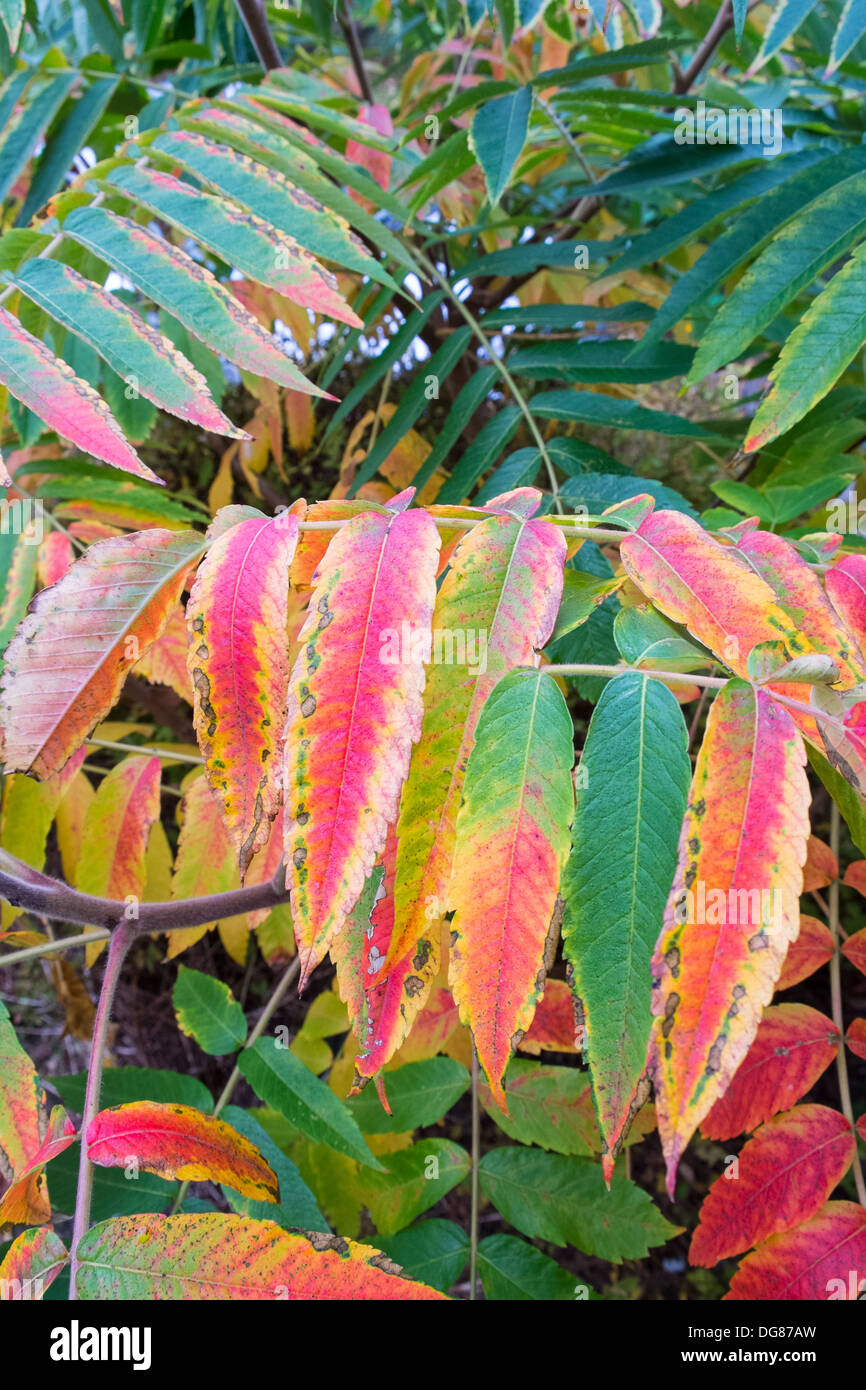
[828,802,866,1207]
[69,920,132,1297]
[469,1045,480,1301]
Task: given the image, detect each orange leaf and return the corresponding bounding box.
[803,833,838,890]
[775,914,835,991]
[86,1102,279,1201]
[843,927,866,976]
[651,681,810,1192]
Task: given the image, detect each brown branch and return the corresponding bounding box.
[0,849,289,934]
[233,0,282,72]
[339,3,374,104]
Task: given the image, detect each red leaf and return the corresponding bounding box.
[803,834,838,891]
[701,1004,839,1141]
[776,914,835,991]
[690,1105,855,1266]
[842,927,866,977]
[846,1018,866,1060]
[725,1202,866,1300]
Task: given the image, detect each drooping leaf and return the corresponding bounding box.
[62,206,325,396]
[9,259,243,438]
[0,528,204,777]
[725,1202,866,1301]
[86,1102,279,1202]
[690,1105,855,1267]
[469,87,532,206]
[825,555,866,657]
[74,1213,445,1299]
[393,509,566,972]
[0,307,155,481]
[172,966,248,1056]
[283,500,440,982]
[167,773,245,958]
[448,668,574,1106]
[701,1004,839,1140]
[187,505,302,877]
[562,672,689,1175]
[0,999,52,1226]
[650,680,811,1192]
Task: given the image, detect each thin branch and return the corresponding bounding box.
[828,803,866,1207]
[674,0,734,94]
[232,0,282,71]
[338,3,374,104]
[0,929,111,968]
[469,1046,480,1302]
[541,665,727,689]
[0,850,290,934]
[69,921,133,1297]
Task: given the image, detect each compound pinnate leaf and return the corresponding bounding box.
[172,966,247,1056]
[701,1004,840,1141]
[0,1227,67,1299]
[187,505,302,877]
[0,307,156,481]
[74,1213,446,1299]
[776,914,835,991]
[725,1202,866,1301]
[690,1105,855,1267]
[283,503,440,981]
[619,512,807,681]
[479,1147,677,1263]
[449,669,574,1107]
[11,258,243,439]
[393,512,566,972]
[87,1102,278,1202]
[0,528,204,777]
[63,206,325,397]
[650,680,810,1192]
[562,672,690,1174]
[825,554,866,657]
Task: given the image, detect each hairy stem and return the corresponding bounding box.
[69,921,132,1297]
[828,803,866,1207]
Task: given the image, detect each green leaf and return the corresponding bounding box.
[559,474,697,519]
[377,1219,469,1293]
[807,746,866,857]
[746,240,866,451]
[172,966,247,1056]
[0,73,76,203]
[547,544,620,701]
[689,171,866,383]
[639,149,866,351]
[358,1139,470,1237]
[407,366,498,498]
[482,1061,598,1155]
[469,86,532,206]
[17,77,118,227]
[347,1059,470,1135]
[828,0,866,73]
[237,1037,385,1170]
[474,446,542,505]
[479,1147,677,1261]
[530,390,719,437]
[613,605,711,672]
[0,0,23,48]
[50,1067,213,1115]
[551,567,622,643]
[561,674,691,1166]
[510,339,694,383]
[754,0,819,65]
[477,1233,577,1300]
[221,1106,328,1233]
[325,293,444,441]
